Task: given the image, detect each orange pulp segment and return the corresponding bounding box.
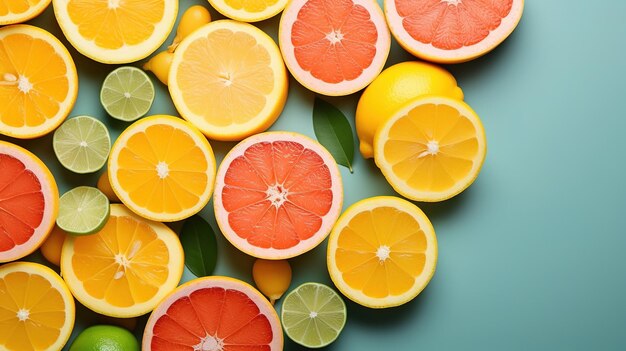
[0,0,51,24]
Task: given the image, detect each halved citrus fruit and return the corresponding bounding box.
[52,0,178,64]
[385,0,524,63]
[214,131,343,259]
[327,196,437,308]
[0,24,78,139]
[0,0,51,25]
[374,95,487,202]
[108,115,216,222]
[143,276,283,351]
[0,261,75,351]
[278,0,391,96]
[208,0,288,22]
[169,20,288,141]
[0,140,58,263]
[61,204,185,318]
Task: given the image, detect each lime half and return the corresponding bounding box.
[101,66,155,121]
[281,282,347,348]
[57,186,110,235]
[53,116,111,174]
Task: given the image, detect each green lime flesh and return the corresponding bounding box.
[57,186,110,235]
[101,66,155,122]
[53,115,111,174]
[69,325,139,351]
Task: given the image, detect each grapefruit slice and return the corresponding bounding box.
[214,132,343,259]
[0,140,58,263]
[278,0,391,96]
[143,276,283,351]
[385,0,524,63]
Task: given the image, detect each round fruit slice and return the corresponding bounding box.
[0,141,58,263]
[385,0,524,63]
[101,66,155,122]
[169,20,288,141]
[327,196,437,308]
[57,186,110,235]
[108,115,216,222]
[0,24,78,139]
[278,0,391,96]
[143,276,283,351]
[208,0,288,22]
[0,0,50,25]
[214,132,343,259]
[0,261,75,351]
[374,96,487,202]
[52,0,178,64]
[61,204,185,318]
[281,282,346,348]
[53,115,111,174]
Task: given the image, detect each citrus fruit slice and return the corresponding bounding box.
[100,66,155,122]
[52,0,178,64]
[0,24,78,139]
[69,325,139,351]
[278,0,391,96]
[57,186,110,235]
[208,0,288,22]
[143,276,283,351]
[327,196,437,308]
[169,20,288,141]
[374,96,487,202]
[355,61,464,158]
[385,0,524,63]
[0,0,51,25]
[0,140,58,263]
[214,131,343,259]
[281,282,347,348]
[53,115,111,174]
[0,261,75,351]
[108,115,216,222]
[61,204,185,318]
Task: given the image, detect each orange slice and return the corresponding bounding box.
[52,0,178,63]
[0,24,78,139]
[60,204,185,318]
[208,0,288,22]
[327,196,437,308]
[108,115,216,222]
[0,261,75,351]
[0,0,51,25]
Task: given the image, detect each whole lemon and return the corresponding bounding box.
[355,61,464,158]
[69,325,139,351]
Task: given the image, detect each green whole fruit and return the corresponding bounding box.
[69,325,139,351]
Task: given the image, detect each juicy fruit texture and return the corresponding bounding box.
[327,196,437,308]
[0,141,58,263]
[0,0,51,25]
[52,0,178,64]
[40,225,67,266]
[60,204,185,318]
[168,5,211,52]
[53,115,111,174]
[143,276,283,351]
[0,25,78,139]
[356,61,464,158]
[57,186,110,235]
[374,96,487,202]
[281,282,347,348]
[108,115,216,222]
[208,0,288,22]
[143,51,173,85]
[279,0,391,96]
[214,132,343,259]
[385,0,525,63]
[0,261,75,351]
[253,259,292,304]
[100,66,155,122]
[169,20,288,141]
[97,169,120,202]
[69,325,139,351]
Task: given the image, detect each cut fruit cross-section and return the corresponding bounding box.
[0,0,51,25]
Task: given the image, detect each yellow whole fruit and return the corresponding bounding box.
[355,61,464,158]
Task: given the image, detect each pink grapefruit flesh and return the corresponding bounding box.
[143,276,283,351]
[214,132,343,259]
[279,0,391,96]
[385,0,524,63]
[0,140,58,262]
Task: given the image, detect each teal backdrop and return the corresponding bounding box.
[2,0,625,349]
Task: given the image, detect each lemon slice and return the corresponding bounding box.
[208,0,288,22]
[0,0,50,25]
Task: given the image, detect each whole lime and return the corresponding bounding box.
[69,325,139,351]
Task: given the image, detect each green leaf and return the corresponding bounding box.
[180,215,218,277]
[312,97,355,173]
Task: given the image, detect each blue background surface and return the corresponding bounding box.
[3,0,626,349]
